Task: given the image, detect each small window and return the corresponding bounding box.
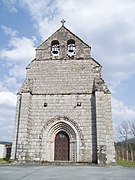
[51,40,60,56]
[77,102,81,106]
[44,103,47,107]
[67,39,75,57]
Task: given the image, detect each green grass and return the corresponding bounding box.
[117,160,135,167]
[0,158,10,165]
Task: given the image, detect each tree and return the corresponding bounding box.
[129,121,135,138]
[117,120,131,142]
[115,120,135,161]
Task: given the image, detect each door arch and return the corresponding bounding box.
[54,131,69,161]
[40,118,83,162]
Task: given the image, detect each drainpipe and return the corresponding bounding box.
[15,94,22,160]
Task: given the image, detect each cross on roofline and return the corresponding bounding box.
[61,19,66,26]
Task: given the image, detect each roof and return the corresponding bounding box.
[37,24,91,49]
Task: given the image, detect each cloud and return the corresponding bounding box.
[0,25,36,75]
[19,0,60,39]
[0,92,16,107]
[1,25,18,37]
[0,36,36,62]
[3,76,21,92]
[0,106,15,141]
[0,91,16,141]
[0,81,9,92]
[0,72,22,93]
[112,97,135,123]
[9,65,26,79]
[2,0,18,13]
[0,25,36,85]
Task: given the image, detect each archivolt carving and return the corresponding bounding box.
[40,116,83,140]
[48,122,76,140]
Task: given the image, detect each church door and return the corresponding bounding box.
[54,131,69,161]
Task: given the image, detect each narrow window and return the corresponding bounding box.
[51,40,60,56]
[67,39,75,57]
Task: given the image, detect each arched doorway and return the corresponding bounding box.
[54,131,69,161]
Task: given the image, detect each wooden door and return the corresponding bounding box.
[54,131,69,161]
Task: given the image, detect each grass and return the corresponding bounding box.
[0,158,10,165]
[1,158,135,167]
[117,160,135,167]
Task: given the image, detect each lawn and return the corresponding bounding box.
[117,160,135,167]
[0,158,10,165]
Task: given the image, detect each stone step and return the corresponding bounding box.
[13,160,96,166]
[41,161,95,166]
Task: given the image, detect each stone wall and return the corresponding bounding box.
[12,93,96,162]
[25,59,100,95]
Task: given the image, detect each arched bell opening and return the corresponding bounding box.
[51,40,60,56]
[67,39,76,57]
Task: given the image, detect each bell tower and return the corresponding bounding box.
[11,21,115,165]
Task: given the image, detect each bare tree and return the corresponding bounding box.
[129,121,135,138]
[116,120,135,161]
[117,120,131,142]
[116,121,131,161]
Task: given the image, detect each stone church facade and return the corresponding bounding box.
[11,21,115,164]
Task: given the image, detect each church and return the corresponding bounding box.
[11,21,115,164]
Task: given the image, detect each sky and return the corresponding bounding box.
[0,0,135,142]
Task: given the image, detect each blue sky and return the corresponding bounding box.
[0,0,135,141]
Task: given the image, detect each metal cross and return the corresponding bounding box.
[61,19,66,26]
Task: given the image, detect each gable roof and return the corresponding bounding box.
[37,25,91,49]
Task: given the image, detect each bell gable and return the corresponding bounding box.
[36,25,91,60]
